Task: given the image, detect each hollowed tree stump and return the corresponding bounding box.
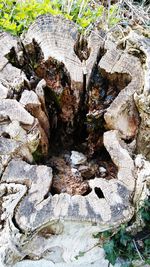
[0,14,150,266]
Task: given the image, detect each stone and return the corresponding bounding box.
[71,168,79,175]
[99,167,107,173]
[99,167,107,178]
[71,151,87,165]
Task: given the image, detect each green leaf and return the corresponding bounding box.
[146,258,150,264]
[75,251,85,260]
[96,5,104,16]
[65,14,73,20]
[103,240,117,265]
[93,232,101,239]
[109,4,118,15]
[102,230,112,239]
[77,17,91,28]
[119,228,131,247]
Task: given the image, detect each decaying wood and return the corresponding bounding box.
[0,14,149,267]
[0,32,18,72]
[0,32,27,89]
[133,34,150,160]
[24,15,82,83]
[0,99,34,125]
[19,89,50,154]
[0,79,11,99]
[100,40,142,139]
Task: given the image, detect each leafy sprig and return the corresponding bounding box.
[93,198,150,266]
[0,0,121,35]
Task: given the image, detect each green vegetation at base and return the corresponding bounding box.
[93,198,150,266]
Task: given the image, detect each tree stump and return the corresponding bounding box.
[0,14,150,266]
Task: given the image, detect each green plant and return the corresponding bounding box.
[0,0,62,35]
[0,0,122,36]
[0,0,149,36]
[75,250,85,260]
[140,198,150,223]
[94,198,150,266]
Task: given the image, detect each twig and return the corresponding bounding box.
[67,0,74,15]
[84,242,101,253]
[133,239,145,262]
[140,233,150,241]
[123,0,150,25]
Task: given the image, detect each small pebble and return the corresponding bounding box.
[99,167,107,173]
[70,151,87,165]
[71,168,79,175]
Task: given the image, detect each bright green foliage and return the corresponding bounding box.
[107,4,121,28]
[0,0,121,35]
[0,0,63,35]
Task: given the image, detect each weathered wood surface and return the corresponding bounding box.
[0,14,149,266]
[134,34,150,159]
[0,32,27,88]
[100,42,142,138]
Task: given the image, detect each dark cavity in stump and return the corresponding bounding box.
[6,34,133,197]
